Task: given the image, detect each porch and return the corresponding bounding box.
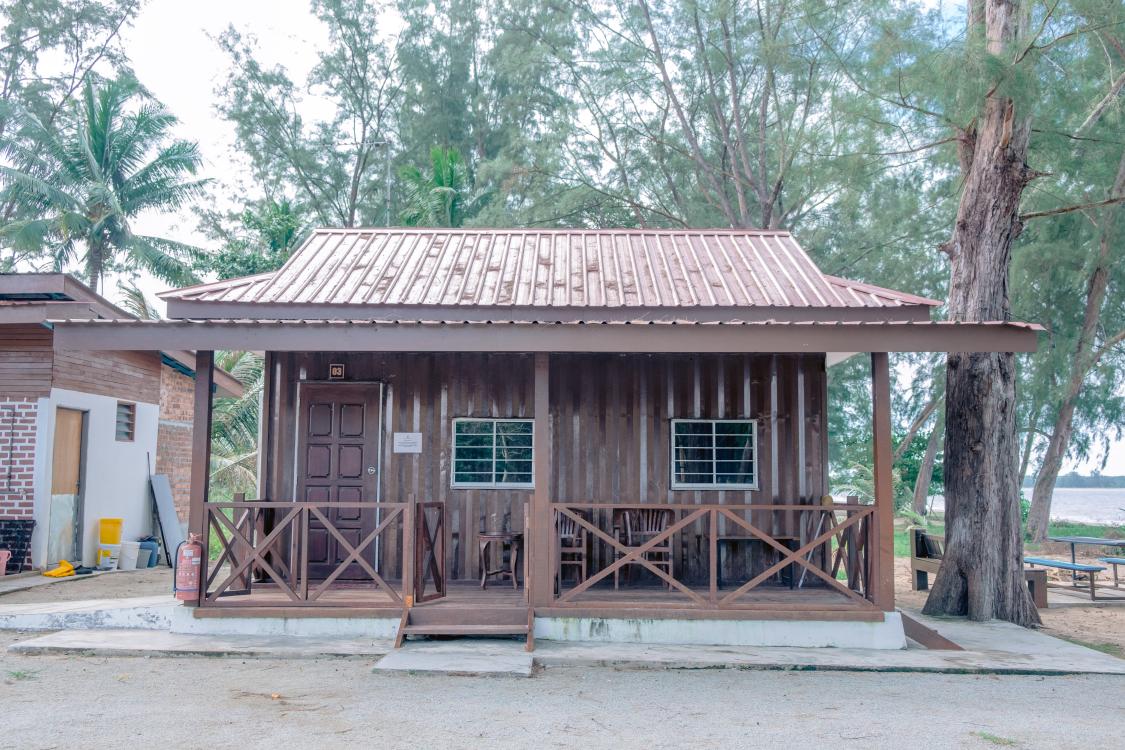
[183,345,896,633]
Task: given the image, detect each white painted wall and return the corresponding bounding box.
[32,388,159,566]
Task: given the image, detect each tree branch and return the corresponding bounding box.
[1020,195,1125,221]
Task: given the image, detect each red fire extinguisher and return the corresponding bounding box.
[174,533,203,601]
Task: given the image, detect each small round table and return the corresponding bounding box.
[478,531,523,589]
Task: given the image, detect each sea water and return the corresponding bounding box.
[927,488,1125,525]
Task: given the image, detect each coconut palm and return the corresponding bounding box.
[0,76,208,291]
[398,146,486,227]
[209,350,264,498]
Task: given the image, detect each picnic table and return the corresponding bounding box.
[1048,536,1125,585]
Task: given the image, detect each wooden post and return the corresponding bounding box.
[530,352,552,607]
[870,352,895,611]
[257,351,274,501]
[189,350,214,607]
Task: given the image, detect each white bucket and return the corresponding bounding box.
[118,541,140,570]
[96,543,120,571]
[135,548,152,569]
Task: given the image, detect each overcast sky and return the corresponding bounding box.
[99,2,1125,476]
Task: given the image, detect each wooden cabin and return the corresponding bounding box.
[49,229,1041,649]
[0,273,241,570]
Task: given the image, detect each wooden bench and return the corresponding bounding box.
[910,527,1048,608]
[1024,557,1107,601]
[1098,557,1125,588]
[908,526,943,591]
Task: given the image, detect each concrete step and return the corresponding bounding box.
[374,639,535,677]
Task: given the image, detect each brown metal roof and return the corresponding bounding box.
[161,229,941,313]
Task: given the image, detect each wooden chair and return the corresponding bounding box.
[556,510,588,586]
[613,508,673,589]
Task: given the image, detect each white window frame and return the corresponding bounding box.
[451,417,534,489]
[670,418,758,490]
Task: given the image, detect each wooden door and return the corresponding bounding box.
[296,385,381,581]
[47,408,85,565]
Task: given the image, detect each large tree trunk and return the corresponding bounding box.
[913,410,943,516]
[1027,150,1125,541]
[923,0,1039,626]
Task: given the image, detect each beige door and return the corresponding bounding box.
[47,408,85,565]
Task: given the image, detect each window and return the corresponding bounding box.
[671,419,757,490]
[115,401,136,442]
[452,418,533,488]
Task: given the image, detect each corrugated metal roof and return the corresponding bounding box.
[162,229,941,310]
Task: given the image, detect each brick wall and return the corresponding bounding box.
[1,397,38,570]
[155,367,194,522]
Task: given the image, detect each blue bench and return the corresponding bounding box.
[1025,557,1106,601]
[1099,557,1125,588]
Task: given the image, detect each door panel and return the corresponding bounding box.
[296,385,381,581]
[47,408,85,565]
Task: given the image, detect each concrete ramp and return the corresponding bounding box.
[0,595,175,631]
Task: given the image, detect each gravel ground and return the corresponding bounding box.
[1,631,1122,750]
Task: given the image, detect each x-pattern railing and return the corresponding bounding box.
[549,502,875,610]
[201,501,406,607]
[414,502,445,603]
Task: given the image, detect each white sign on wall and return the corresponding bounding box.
[393,432,423,454]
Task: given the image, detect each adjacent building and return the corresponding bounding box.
[0,273,240,569]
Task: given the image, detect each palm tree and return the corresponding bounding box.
[209,350,264,498]
[0,76,208,291]
[398,146,485,227]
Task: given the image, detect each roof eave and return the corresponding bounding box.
[48,318,1043,355]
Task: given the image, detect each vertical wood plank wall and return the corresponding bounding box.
[271,352,829,582]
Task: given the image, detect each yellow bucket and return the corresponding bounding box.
[98,518,123,545]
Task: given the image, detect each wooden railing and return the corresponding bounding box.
[548,502,875,611]
[200,501,409,608]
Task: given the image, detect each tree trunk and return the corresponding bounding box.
[1027,149,1125,541]
[913,410,943,516]
[1017,405,1039,485]
[923,0,1039,626]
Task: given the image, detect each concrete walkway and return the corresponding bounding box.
[3,595,1123,676]
[7,625,1124,675]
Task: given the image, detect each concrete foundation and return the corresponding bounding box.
[535,612,908,650]
[168,606,400,639]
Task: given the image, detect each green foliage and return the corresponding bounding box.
[214,0,398,228]
[398,147,485,227]
[0,75,207,290]
[194,199,307,280]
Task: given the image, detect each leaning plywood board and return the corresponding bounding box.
[150,474,185,567]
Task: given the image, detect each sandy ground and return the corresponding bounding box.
[0,566,172,605]
[894,558,1125,657]
[0,631,1121,750]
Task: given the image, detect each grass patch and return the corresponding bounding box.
[1053,635,1124,659]
[1024,521,1125,552]
[973,732,1018,746]
[6,669,40,681]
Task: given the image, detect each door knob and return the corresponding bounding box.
[367,466,377,475]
